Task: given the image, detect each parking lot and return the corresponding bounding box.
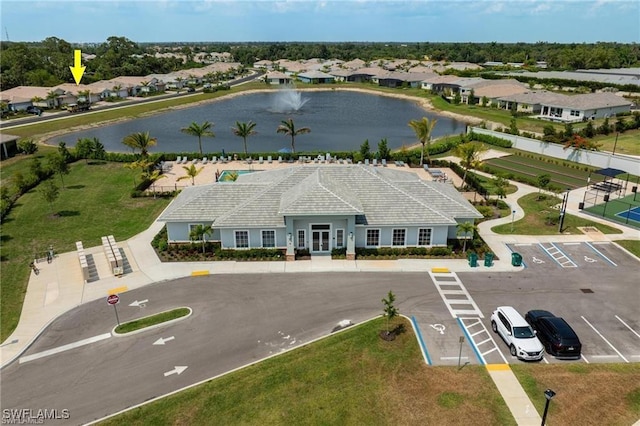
[420,241,640,366]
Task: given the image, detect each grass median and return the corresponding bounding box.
[100,317,515,425]
[114,308,191,334]
[492,193,622,235]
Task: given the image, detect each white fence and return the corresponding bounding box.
[468,127,640,174]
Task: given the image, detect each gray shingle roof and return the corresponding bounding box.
[158,165,482,228]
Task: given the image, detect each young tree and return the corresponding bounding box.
[408,116,438,166]
[377,138,390,160]
[177,164,204,186]
[39,180,60,215]
[509,117,519,135]
[57,141,72,163]
[276,118,310,154]
[583,120,595,138]
[453,92,461,105]
[144,169,166,197]
[456,221,476,253]
[75,138,95,163]
[493,176,508,199]
[181,121,215,157]
[381,290,399,336]
[468,88,476,105]
[231,121,257,155]
[359,139,370,160]
[536,174,551,199]
[189,224,213,253]
[47,152,70,188]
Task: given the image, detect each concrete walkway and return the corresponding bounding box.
[1,174,638,425]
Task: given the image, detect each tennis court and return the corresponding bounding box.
[584,193,640,229]
[615,206,640,223]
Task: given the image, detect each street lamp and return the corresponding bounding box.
[541,388,556,426]
[558,189,570,233]
[511,209,516,233]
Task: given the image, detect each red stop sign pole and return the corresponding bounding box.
[107,294,121,326]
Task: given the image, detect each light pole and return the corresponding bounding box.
[558,189,570,233]
[612,132,619,156]
[541,388,556,426]
[511,209,516,233]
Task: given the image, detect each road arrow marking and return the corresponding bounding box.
[69,49,86,85]
[153,336,175,345]
[129,299,149,307]
[164,366,188,377]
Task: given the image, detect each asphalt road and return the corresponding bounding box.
[1,242,638,425]
[1,272,433,425]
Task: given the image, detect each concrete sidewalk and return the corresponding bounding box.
[2,177,638,425]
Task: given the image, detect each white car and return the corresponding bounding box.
[491,306,544,361]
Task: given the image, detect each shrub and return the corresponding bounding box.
[468,132,513,148]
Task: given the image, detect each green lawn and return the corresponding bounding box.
[0,160,171,340]
[101,317,515,425]
[512,363,640,426]
[491,193,623,235]
[483,155,601,190]
[615,240,640,258]
[115,308,191,334]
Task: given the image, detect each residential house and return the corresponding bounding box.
[157,166,483,261]
[538,92,632,122]
[264,71,294,85]
[297,71,335,84]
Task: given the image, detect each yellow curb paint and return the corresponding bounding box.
[486,364,511,371]
[431,267,450,273]
[107,286,128,295]
[191,270,209,276]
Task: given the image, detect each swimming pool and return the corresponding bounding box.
[218,170,254,181]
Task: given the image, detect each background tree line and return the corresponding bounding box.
[2,38,639,91]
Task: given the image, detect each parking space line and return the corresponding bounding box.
[410,316,432,366]
[539,242,577,268]
[581,316,629,363]
[482,347,498,356]
[457,318,485,365]
[581,354,590,363]
[470,329,485,337]
[615,315,640,339]
[585,242,617,266]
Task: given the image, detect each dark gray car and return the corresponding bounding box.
[525,310,582,359]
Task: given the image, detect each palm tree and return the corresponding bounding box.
[189,224,213,253]
[177,164,204,186]
[408,117,438,166]
[221,171,239,182]
[144,169,166,198]
[455,142,487,190]
[124,159,153,187]
[122,131,157,158]
[457,221,476,253]
[232,121,257,154]
[276,118,310,154]
[181,121,215,157]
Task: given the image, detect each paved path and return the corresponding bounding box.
[1,170,638,425]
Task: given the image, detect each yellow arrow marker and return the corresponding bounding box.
[69,49,86,85]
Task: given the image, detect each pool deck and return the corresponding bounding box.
[155,157,464,189]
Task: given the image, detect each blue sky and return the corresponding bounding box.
[2,0,638,44]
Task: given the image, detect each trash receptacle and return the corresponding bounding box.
[484,253,494,267]
[511,252,522,267]
[468,252,478,267]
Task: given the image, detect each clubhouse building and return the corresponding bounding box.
[157,165,483,260]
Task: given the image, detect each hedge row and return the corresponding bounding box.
[467,132,513,148]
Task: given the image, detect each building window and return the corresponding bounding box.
[570,110,580,117]
[366,229,380,247]
[297,230,306,249]
[261,230,275,248]
[392,229,406,246]
[235,230,249,248]
[418,228,432,246]
[336,229,344,248]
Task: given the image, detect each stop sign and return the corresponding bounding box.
[107,294,120,305]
